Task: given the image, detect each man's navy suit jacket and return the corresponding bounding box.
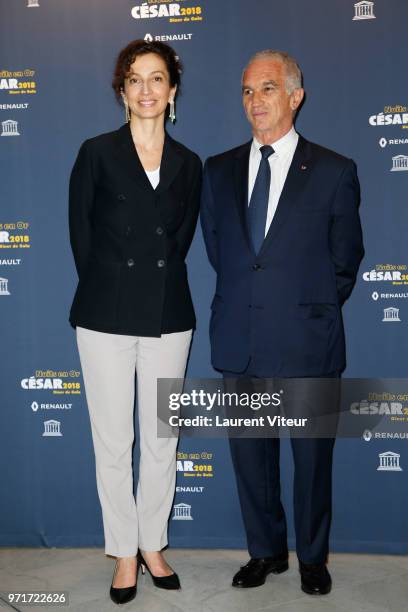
[200,134,364,377]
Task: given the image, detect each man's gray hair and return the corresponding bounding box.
[243,50,303,94]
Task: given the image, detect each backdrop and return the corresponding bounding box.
[0,0,407,554]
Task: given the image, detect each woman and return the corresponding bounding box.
[68,40,202,605]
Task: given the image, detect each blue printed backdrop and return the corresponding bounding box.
[0,0,407,553]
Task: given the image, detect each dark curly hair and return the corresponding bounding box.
[112,39,182,102]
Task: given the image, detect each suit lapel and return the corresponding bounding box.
[155,133,184,196]
[258,135,312,256]
[233,141,253,253]
[114,123,184,195]
[114,123,152,193]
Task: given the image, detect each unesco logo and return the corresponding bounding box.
[0,277,10,295]
[1,120,20,137]
[352,1,376,21]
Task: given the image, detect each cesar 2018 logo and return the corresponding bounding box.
[131,2,203,22]
[0,70,37,95]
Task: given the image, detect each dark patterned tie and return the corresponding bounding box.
[247,144,274,254]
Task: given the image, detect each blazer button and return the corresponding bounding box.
[127,258,135,267]
[126,226,131,236]
[157,259,165,268]
[156,226,164,235]
[117,194,126,201]
[252,264,261,271]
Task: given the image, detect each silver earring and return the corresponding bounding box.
[124,100,130,123]
[121,91,130,123]
[169,99,176,123]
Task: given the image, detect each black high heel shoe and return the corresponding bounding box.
[109,557,139,605]
[137,550,181,590]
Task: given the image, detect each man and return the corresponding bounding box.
[200,50,364,595]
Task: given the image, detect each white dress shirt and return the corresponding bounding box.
[248,126,299,237]
[145,166,160,189]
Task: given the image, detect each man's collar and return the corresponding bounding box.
[252,126,298,157]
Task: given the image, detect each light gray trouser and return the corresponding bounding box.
[76,326,192,557]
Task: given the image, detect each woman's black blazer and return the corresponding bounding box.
[69,123,202,336]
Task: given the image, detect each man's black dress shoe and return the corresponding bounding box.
[299,561,332,595]
[109,558,138,605]
[232,553,289,588]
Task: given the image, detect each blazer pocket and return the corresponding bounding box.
[296,302,338,319]
[293,208,328,215]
